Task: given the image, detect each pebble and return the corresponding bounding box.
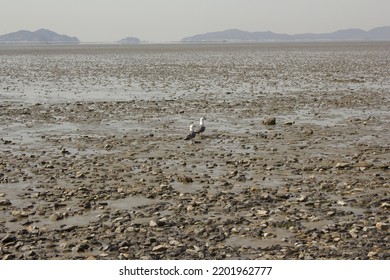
[72,243,90,253]
[149,220,158,227]
[336,162,352,169]
[1,234,17,244]
[263,117,276,126]
[375,222,389,231]
[380,202,390,209]
[152,244,169,253]
[178,175,193,183]
[256,210,269,217]
[367,251,378,258]
[337,200,347,206]
[0,199,12,206]
[49,213,64,221]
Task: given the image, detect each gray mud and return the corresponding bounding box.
[0,43,389,259]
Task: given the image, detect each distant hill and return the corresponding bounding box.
[118,37,141,44]
[182,26,390,42]
[0,29,80,44]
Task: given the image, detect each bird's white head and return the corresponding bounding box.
[200,117,206,125]
[189,124,194,131]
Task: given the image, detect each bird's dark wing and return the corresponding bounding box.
[184,131,196,140]
[196,126,205,134]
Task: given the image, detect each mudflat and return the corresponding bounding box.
[0,43,389,259]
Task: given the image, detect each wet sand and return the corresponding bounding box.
[0,43,389,259]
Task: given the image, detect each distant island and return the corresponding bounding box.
[0,29,79,44]
[182,26,390,42]
[2,26,390,44]
[118,37,141,44]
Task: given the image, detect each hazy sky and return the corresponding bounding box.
[1,0,389,42]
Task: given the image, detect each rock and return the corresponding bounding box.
[152,244,169,253]
[263,232,275,238]
[1,234,17,244]
[335,162,352,169]
[185,249,201,257]
[149,220,158,227]
[20,211,30,217]
[380,202,390,209]
[11,210,22,217]
[263,117,276,126]
[2,254,16,260]
[256,210,269,217]
[326,211,336,217]
[59,225,77,233]
[24,250,37,258]
[26,225,40,234]
[0,199,12,206]
[102,244,118,252]
[304,127,314,135]
[367,251,378,258]
[83,201,92,209]
[49,213,64,221]
[275,191,290,199]
[231,227,239,233]
[375,222,389,231]
[178,175,193,183]
[304,254,314,260]
[156,218,167,226]
[348,229,358,238]
[72,242,90,253]
[354,161,374,170]
[169,239,182,246]
[337,200,347,206]
[61,147,70,155]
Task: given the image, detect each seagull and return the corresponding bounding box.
[184,124,196,141]
[195,117,206,137]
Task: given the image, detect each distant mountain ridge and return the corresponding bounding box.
[182,26,390,42]
[118,37,141,44]
[0,29,79,43]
